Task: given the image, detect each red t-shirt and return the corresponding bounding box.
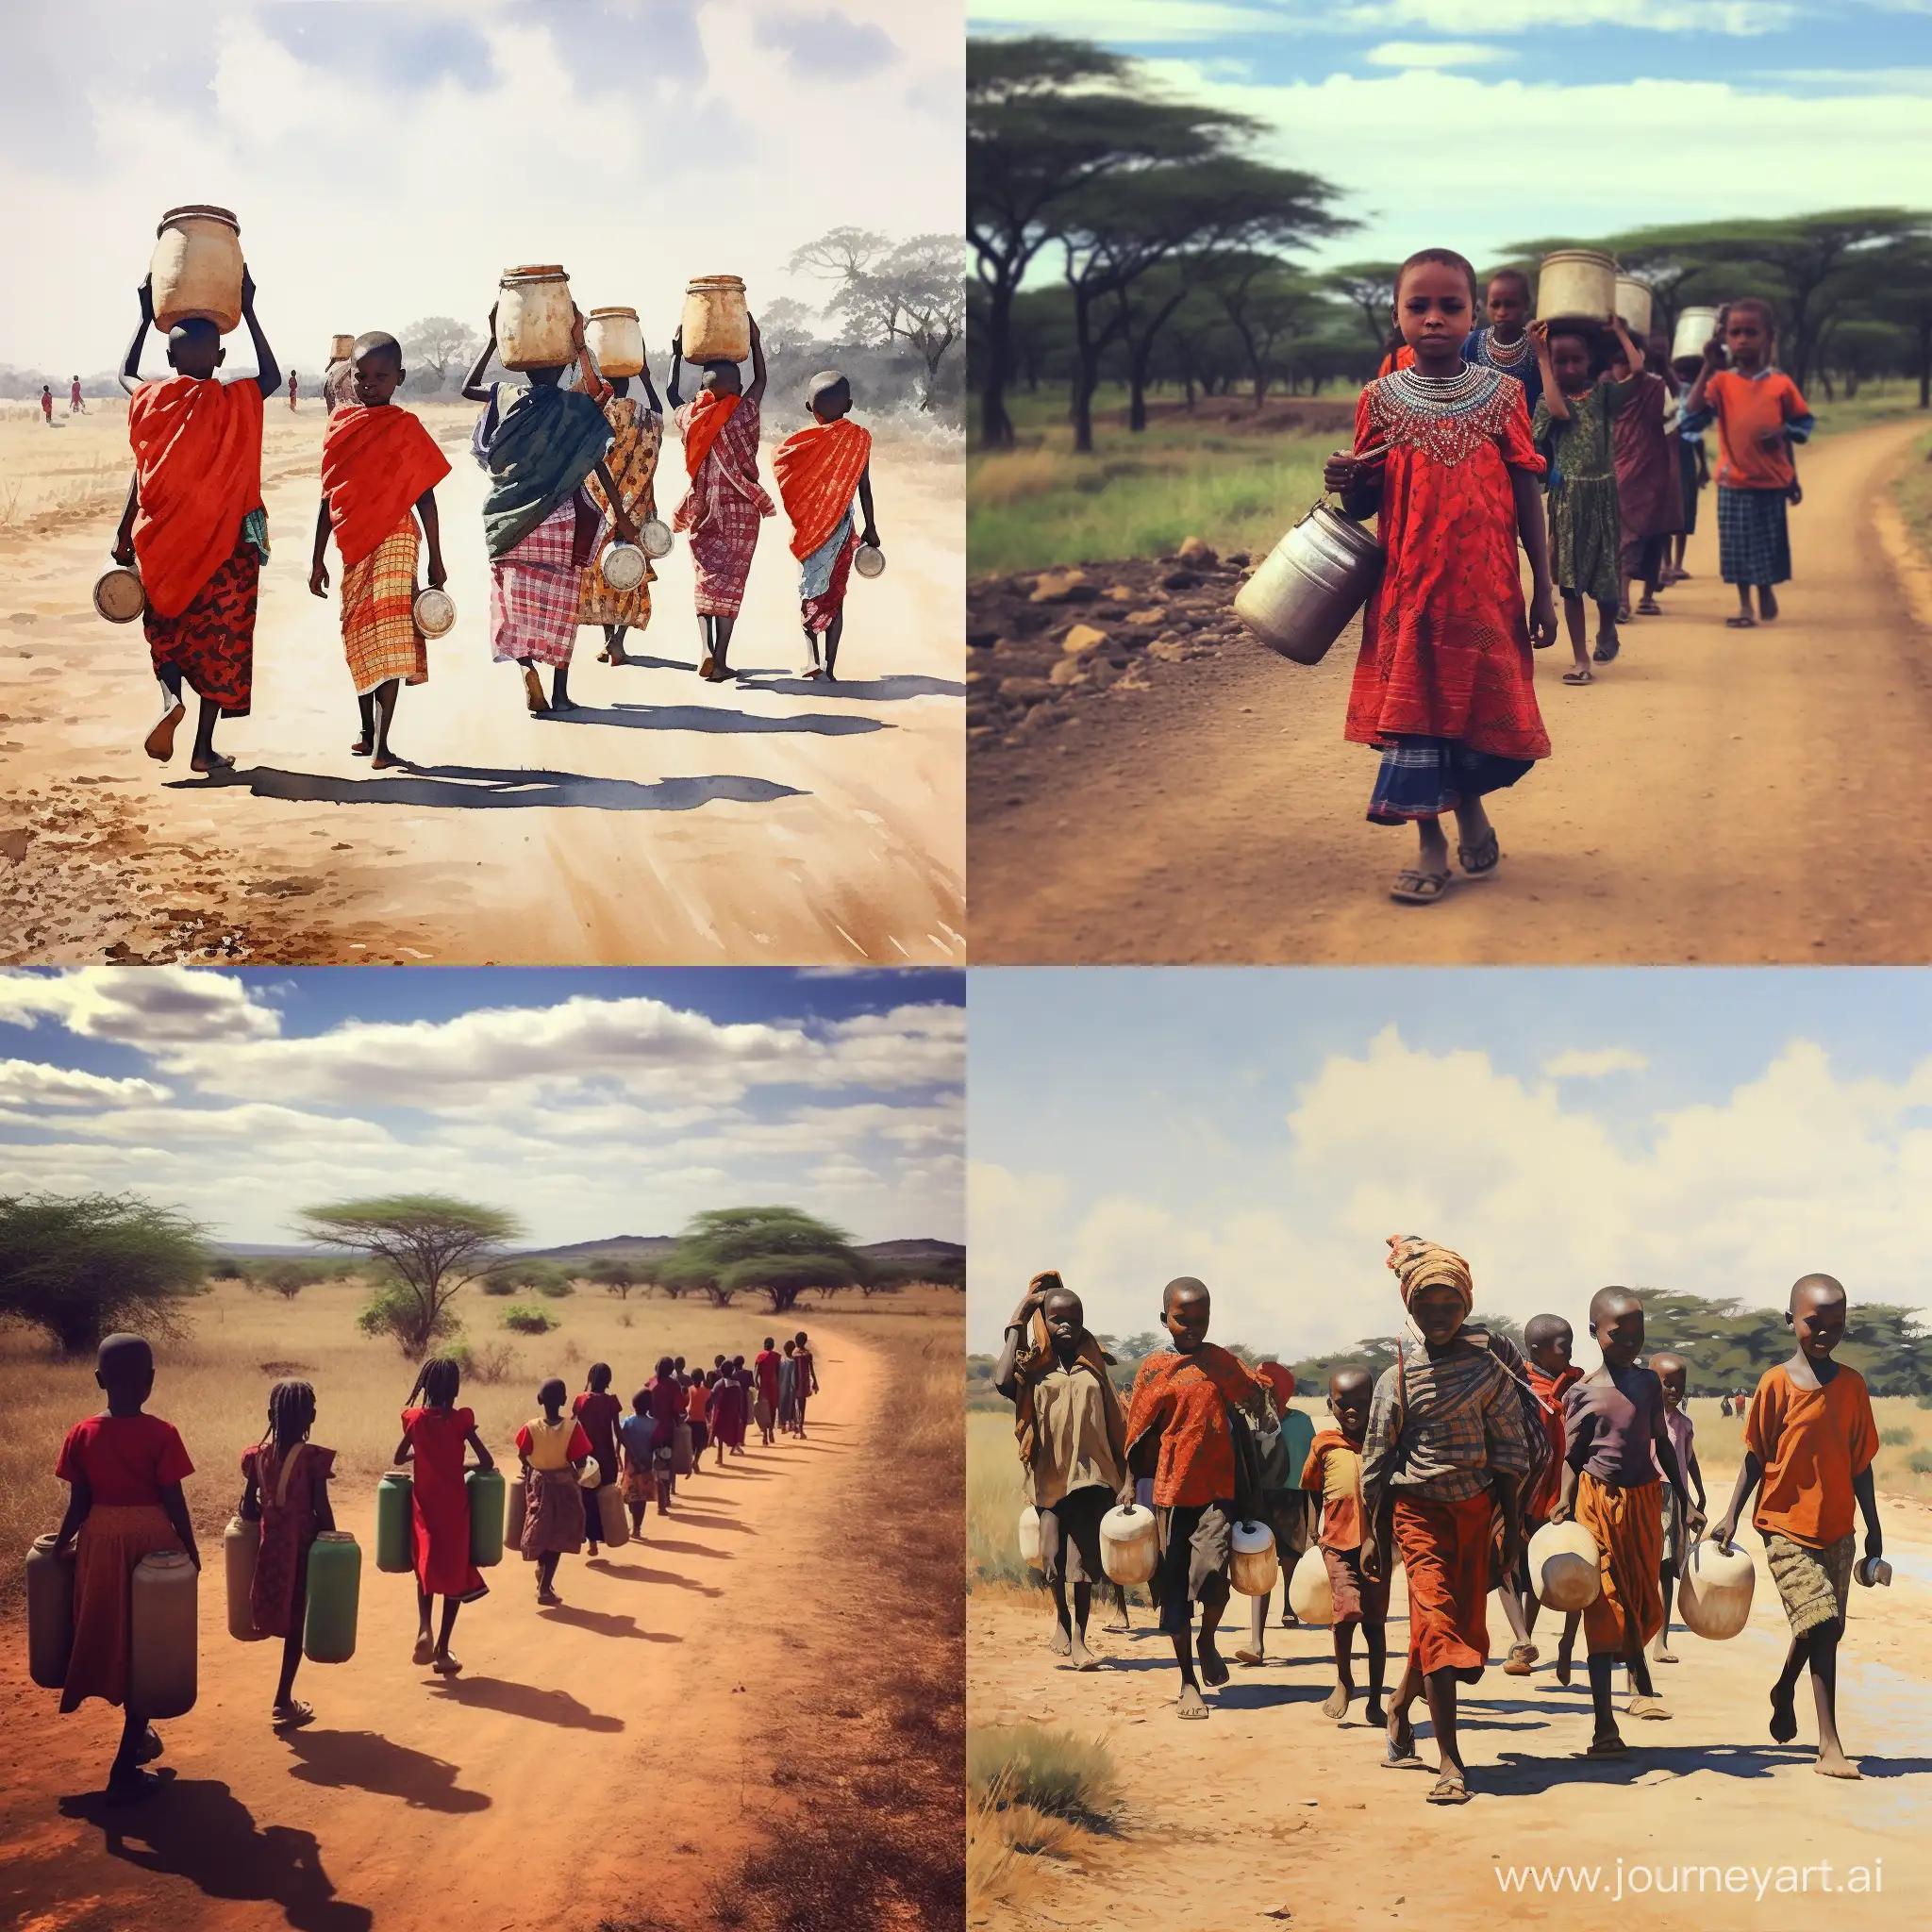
[1125,1344,1258,1508]
[57,1412,193,1506]
[755,1349,781,1406]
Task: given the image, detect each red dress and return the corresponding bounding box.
[1344,367,1549,764]
[401,1405,487,1602]
[572,1391,623,1486]
[242,1440,336,1638]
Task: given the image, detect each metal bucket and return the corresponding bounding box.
[1233,502,1383,666]
[601,541,646,591]
[1537,248,1618,326]
[412,587,456,638]
[639,517,673,559]
[853,543,885,580]
[1673,305,1724,370]
[93,563,145,624]
[1615,275,1653,339]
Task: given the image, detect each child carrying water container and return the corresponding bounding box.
[51,1333,199,1803]
[773,371,881,681]
[573,1363,624,1558]
[1648,1352,1706,1665]
[396,1357,492,1674]
[309,332,451,769]
[1711,1274,1882,1778]
[1680,299,1813,628]
[1513,1313,1582,1681]
[1323,249,1557,907]
[517,1377,592,1607]
[1300,1366,1388,1724]
[240,1378,336,1730]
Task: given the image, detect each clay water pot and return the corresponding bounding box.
[151,206,242,334]
[1288,1545,1334,1624]
[1229,1519,1279,1598]
[682,275,750,364]
[1099,1503,1158,1586]
[497,265,575,373]
[1676,1540,1756,1640]
[586,306,645,378]
[1527,1519,1601,1612]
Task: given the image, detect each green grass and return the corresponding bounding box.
[969,384,1335,577]
[1895,427,1932,568]
[1807,377,1926,439]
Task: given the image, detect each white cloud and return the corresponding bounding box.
[0,969,280,1045]
[1363,40,1513,66]
[0,1059,169,1108]
[970,0,1798,36]
[1543,1046,1650,1079]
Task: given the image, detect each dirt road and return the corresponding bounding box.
[969,1479,1932,1932]
[969,419,1931,964]
[0,1333,889,1932]
[0,405,963,965]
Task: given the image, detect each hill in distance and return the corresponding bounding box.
[219,1235,964,1268]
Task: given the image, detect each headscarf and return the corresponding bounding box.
[1256,1361,1295,1410]
[1010,1276,1128,1484]
[1386,1234,1474,1340]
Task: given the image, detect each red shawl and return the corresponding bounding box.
[126,376,265,618]
[320,404,453,571]
[772,417,872,559]
[681,390,741,477]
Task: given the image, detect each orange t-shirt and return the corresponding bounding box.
[1699,368,1808,491]
[1744,1361,1877,1548]
[1125,1343,1257,1508]
[1300,1428,1365,1550]
[687,1384,708,1422]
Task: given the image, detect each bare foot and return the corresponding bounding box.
[144,701,185,762]
[103,1767,164,1805]
[351,736,373,757]
[1759,588,1779,621]
[1048,1623,1072,1657]
[1197,1635,1229,1688]
[537,1587,561,1607]
[411,1635,434,1666]
[431,1653,462,1676]
[1322,1683,1351,1719]
[1365,1700,1388,1727]
[1770,1685,1799,1743]
[1071,1633,1099,1672]
[1176,1682,1208,1720]
[1651,1646,1678,1665]
[1815,1751,1862,1779]
[1102,1609,1130,1634]
[523,666,549,712]
[371,748,405,771]
[1556,1646,1574,1688]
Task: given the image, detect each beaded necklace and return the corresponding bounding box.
[1479,328,1532,369]
[1369,363,1517,469]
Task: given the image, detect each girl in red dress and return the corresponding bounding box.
[239,1378,336,1729]
[1324,249,1558,906]
[572,1362,624,1557]
[395,1357,494,1674]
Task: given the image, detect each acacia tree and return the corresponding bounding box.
[300,1194,523,1358]
[790,229,965,409]
[664,1206,868,1316]
[400,317,482,388]
[1324,261,1403,352]
[585,1257,637,1300]
[0,1191,209,1357]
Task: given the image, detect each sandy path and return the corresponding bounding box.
[969,419,1932,964]
[0,407,963,965]
[0,1335,878,1932]
[969,1479,1932,1932]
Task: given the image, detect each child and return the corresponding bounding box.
[793,1331,819,1436]
[1610,331,1683,621]
[42,382,54,425]
[1648,1351,1706,1665]
[1530,314,1645,679]
[620,1387,658,1537]
[461,304,637,715]
[772,371,880,681]
[239,1378,336,1730]
[667,313,774,681]
[1711,1273,1881,1778]
[1301,1365,1388,1724]
[70,375,86,416]
[51,1333,199,1802]
[1359,1238,1529,1804]
[573,1362,624,1557]
[576,341,665,667]
[778,1340,800,1434]
[1235,1361,1315,1665]
[1552,1289,1698,1758]
[687,1370,711,1465]
[287,369,299,411]
[994,1272,1131,1672]
[396,1357,492,1671]
[646,1357,686,1506]
[516,1376,592,1607]
[1124,1276,1264,1719]
[755,1336,781,1444]
[1513,1312,1582,1680]
[323,347,356,416]
[706,1363,743,1467]
[113,267,280,773]
[1669,344,1712,583]
[309,332,451,768]
[1681,299,1812,628]
[1461,268,1542,413]
[1324,248,1557,908]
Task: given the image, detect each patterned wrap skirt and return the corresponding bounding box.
[1367,736,1533,825]
[1717,485,1791,588]
[1765,1529,1854,1637]
[1546,474,1624,606]
[519,1466,587,1560]
[341,519,428,695]
[799,508,858,633]
[144,525,260,715]
[491,500,580,669]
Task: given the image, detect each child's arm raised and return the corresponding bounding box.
[745,314,768,407]
[417,489,446,589]
[1511,467,1557,649]
[159,1479,200,1571]
[858,462,879,550]
[666,326,686,410]
[309,497,332,599]
[460,308,499,404]
[1527,322,1567,422]
[1611,316,1644,375]
[119,276,156,395]
[239,268,282,399]
[637,344,664,417]
[571,308,610,405]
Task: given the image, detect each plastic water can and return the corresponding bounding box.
[1229,1519,1279,1598]
[129,1549,197,1719]
[26,1535,75,1690]
[1676,1540,1755,1640]
[1099,1504,1158,1587]
[375,1471,414,1574]
[467,1467,507,1568]
[225,1516,266,1641]
[303,1531,361,1663]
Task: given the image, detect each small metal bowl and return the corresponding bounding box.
[853,543,885,579]
[639,518,673,559]
[92,564,146,624]
[412,587,457,638]
[601,541,647,591]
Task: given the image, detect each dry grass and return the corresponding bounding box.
[1896,427,1932,569]
[1691,1392,1932,1496]
[1,1276,959,1615]
[965,1728,1119,1922]
[967,1409,1030,1589]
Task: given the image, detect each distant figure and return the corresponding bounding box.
[69,376,86,415]
[287,369,299,411]
[323,353,357,416]
[41,384,54,425]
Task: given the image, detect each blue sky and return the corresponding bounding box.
[967,968,1932,1354]
[970,1,1932,269]
[0,967,964,1248]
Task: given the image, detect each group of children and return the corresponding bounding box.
[1005,1247,1885,1806]
[39,377,87,422]
[108,264,884,774]
[43,1325,821,1803]
[1334,250,1810,906]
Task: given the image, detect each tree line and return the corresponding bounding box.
[968,35,1932,444]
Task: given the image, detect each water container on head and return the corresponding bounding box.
[497,266,576,373]
[151,206,243,335]
[681,276,750,364]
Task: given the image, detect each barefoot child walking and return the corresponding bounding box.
[994,1273,1132,1673]
[772,371,881,681]
[1513,1313,1582,1681]
[1610,333,1682,622]
[1648,1352,1707,1665]
[755,1337,782,1445]
[1359,1238,1530,1804]
[793,1331,819,1437]
[517,1377,592,1607]
[1552,1290,1699,1757]
[573,1363,624,1557]
[1300,1366,1389,1725]
[51,1334,199,1802]
[1681,299,1813,628]
[1710,1274,1881,1778]
[310,332,451,768]
[396,1357,492,1674]
[1124,1277,1265,1719]
[1324,249,1557,907]
[114,269,281,774]
[239,1379,336,1730]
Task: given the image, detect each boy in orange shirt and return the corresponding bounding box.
[1680,299,1812,629]
[1711,1273,1881,1778]
[1124,1276,1264,1719]
[1301,1365,1388,1724]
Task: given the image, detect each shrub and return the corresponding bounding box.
[445,1338,518,1385]
[358,1277,462,1357]
[501,1304,555,1336]
[1918,1391,1932,1410]
[1909,1449,1932,1475]
[1879,1425,1915,1447]
[535,1274,574,1300]
[208,1256,245,1281]
[481,1271,519,1296]
[965,1727,1117,1828]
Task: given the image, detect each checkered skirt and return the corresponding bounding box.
[1717,484,1791,589]
[490,499,579,668]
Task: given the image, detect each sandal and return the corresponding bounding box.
[1562,666,1593,684]
[1724,614,1757,629]
[1390,868,1452,906]
[1426,1770,1471,1805]
[1381,1717,1425,1769]
[1585,1734,1629,1758]
[1591,636,1620,663]
[273,1700,316,1728]
[1457,828,1500,879]
[1636,598,1662,615]
[1505,1641,1537,1677]
[431,1654,463,1676]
